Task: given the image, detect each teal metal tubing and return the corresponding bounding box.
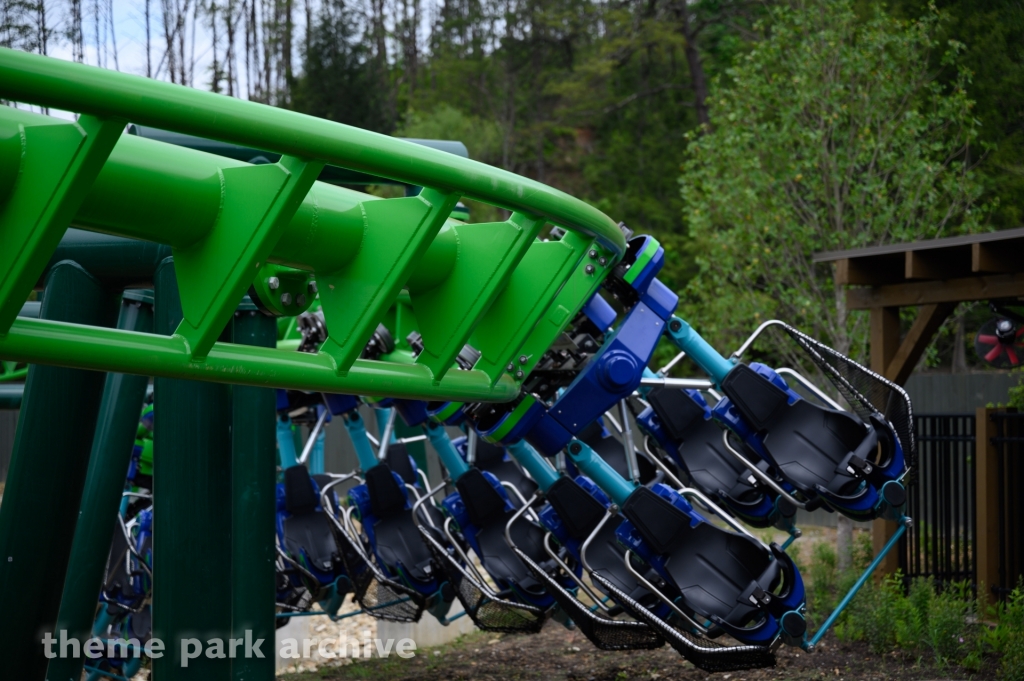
[84,665,132,681]
[0,382,22,409]
[666,317,735,386]
[425,422,469,480]
[505,439,559,493]
[342,411,381,471]
[565,440,636,506]
[277,416,299,468]
[805,519,910,649]
[0,49,626,256]
[0,317,521,402]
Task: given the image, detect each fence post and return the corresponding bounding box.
[976,406,1000,610]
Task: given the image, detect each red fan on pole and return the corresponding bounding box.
[975,317,1024,368]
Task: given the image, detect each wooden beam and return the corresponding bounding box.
[884,303,956,385]
[871,306,902,577]
[973,241,1020,274]
[834,254,905,286]
[976,407,1000,611]
[904,247,972,281]
[848,272,1024,310]
[870,306,900,376]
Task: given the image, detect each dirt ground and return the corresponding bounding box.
[279,620,997,681]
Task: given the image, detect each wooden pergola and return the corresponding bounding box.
[814,226,1024,577]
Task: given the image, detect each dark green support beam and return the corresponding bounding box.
[47,290,154,681]
[0,261,119,680]
[230,300,278,681]
[153,258,233,679]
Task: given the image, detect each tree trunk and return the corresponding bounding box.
[676,0,710,129]
[833,278,854,572]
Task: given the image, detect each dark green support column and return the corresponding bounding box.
[47,290,154,681]
[229,300,277,681]
[0,261,118,680]
[152,258,233,679]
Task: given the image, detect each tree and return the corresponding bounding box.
[291,0,389,132]
[678,0,986,568]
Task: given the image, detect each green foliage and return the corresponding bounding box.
[890,0,1024,230]
[678,0,987,367]
[1008,368,1024,410]
[399,105,504,166]
[292,0,390,133]
[996,582,1024,680]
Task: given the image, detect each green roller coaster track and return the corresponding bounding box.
[0,47,626,402]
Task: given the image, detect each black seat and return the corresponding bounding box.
[475,440,538,501]
[579,423,657,484]
[721,365,868,497]
[456,468,549,594]
[383,442,418,485]
[282,466,338,573]
[648,388,764,506]
[622,486,779,629]
[545,476,660,604]
[364,464,436,583]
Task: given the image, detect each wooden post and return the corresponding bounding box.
[976,406,1001,610]
[871,306,901,575]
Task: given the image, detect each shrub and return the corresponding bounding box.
[999,582,1024,680]
[927,581,974,666]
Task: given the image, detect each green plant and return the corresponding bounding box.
[808,541,839,619]
[679,0,987,367]
[1008,368,1024,410]
[998,581,1024,680]
[926,581,974,666]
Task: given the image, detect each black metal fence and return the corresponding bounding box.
[991,411,1024,596]
[899,414,977,586]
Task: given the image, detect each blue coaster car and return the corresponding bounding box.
[539,474,675,621]
[614,481,804,646]
[275,465,351,618]
[637,387,796,530]
[343,462,454,623]
[714,362,906,521]
[439,467,567,619]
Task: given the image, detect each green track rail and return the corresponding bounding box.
[0,48,626,402]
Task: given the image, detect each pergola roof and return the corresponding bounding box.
[813,227,1024,310]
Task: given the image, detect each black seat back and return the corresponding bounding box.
[366,464,408,519]
[284,465,319,516]
[649,388,760,502]
[545,476,607,541]
[383,442,417,484]
[721,365,866,495]
[455,468,509,528]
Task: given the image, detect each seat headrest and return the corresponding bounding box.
[366,464,408,519]
[546,476,607,540]
[455,468,508,528]
[648,388,706,440]
[383,442,417,484]
[284,465,318,516]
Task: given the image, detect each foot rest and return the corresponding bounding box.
[418,526,546,634]
[328,512,426,623]
[511,543,664,651]
[588,570,776,672]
